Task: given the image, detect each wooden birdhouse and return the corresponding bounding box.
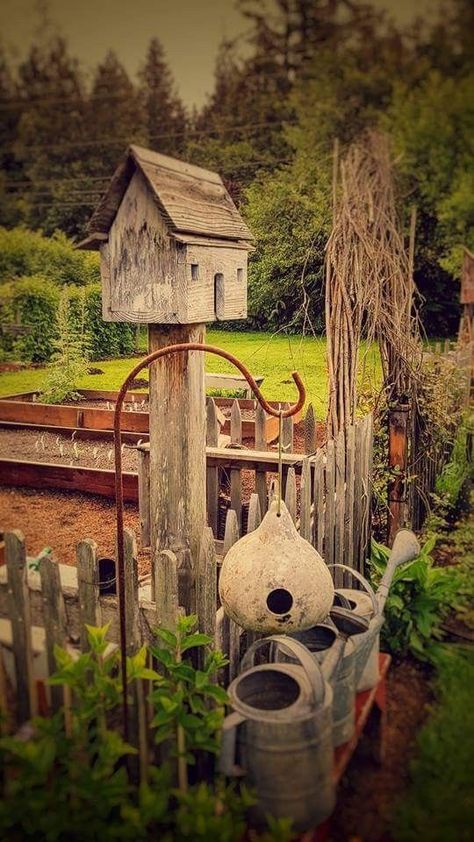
[79,145,253,324]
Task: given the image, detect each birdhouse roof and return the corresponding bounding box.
[80,145,253,249]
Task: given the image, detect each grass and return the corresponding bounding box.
[394,644,474,842]
[0,329,381,414]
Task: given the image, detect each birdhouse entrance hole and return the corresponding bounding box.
[266,588,293,615]
[236,669,301,710]
[214,272,225,319]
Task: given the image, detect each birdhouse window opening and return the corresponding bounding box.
[237,268,243,282]
[191,263,199,281]
[214,272,224,319]
[236,669,301,710]
[266,588,293,615]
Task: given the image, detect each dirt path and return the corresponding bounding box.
[330,658,433,841]
[0,486,151,575]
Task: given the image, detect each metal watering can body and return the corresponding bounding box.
[274,625,357,747]
[329,529,421,691]
[219,636,336,832]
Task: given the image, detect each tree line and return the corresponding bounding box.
[0,0,472,335]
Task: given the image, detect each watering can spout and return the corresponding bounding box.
[377,528,420,611]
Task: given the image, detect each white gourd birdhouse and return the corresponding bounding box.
[78,145,254,323]
[219,501,334,634]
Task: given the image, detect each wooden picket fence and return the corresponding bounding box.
[0,404,374,727]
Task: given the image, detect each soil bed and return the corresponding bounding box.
[330,657,433,842]
[0,486,151,575]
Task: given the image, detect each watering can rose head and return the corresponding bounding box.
[219,501,334,633]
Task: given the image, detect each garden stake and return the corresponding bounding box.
[113,343,305,739]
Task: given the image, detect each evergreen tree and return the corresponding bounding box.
[15,37,90,236]
[86,50,146,178]
[138,37,187,155]
[0,44,23,226]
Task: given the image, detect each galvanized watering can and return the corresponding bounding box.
[219,635,335,832]
[274,608,369,747]
[330,528,420,691]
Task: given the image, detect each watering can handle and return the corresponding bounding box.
[326,564,378,615]
[377,529,420,611]
[240,635,325,706]
[219,711,246,777]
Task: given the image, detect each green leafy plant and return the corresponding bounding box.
[149,614,229,792]
[0,621,289,841]
[369,536,463,663]
[0,623,140,841]
[394,645,474,842]
[41,286,91,403]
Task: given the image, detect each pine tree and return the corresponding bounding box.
[0,45,23,226]
[15,36,90,235]
[86,50,146,177]
[138,37,187,155]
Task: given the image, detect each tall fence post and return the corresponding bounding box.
[388,404,410,546]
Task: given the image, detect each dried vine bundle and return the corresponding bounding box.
[325,130,423,438]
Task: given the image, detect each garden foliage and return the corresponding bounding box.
[0,227,99,286]
[0,276,135,363]
[0,616,293,841]
[394,645,474,842]
[369,537,463,664]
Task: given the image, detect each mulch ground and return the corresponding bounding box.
[0,486,152,576]
[329,657,433,842]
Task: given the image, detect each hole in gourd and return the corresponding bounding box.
[236,669,300,710]
[266,588,293,615]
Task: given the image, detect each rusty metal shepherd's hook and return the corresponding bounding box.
[113,342,305,738]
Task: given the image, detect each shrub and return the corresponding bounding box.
[42,287,91,403]
[0,226,100,286]
[77,284,135,360]
[0,619,291,841]
[394,645,474,842]
[0,280,136,364]
[369,536,463,663]
[0,275,60,362]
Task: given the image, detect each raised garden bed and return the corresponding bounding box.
[0,389,302,444]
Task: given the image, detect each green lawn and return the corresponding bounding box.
[0,329,381,413]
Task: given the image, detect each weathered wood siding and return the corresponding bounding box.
[184,242,247,321]
[103,170,183,323]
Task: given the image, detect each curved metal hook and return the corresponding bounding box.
[113,342,306,738]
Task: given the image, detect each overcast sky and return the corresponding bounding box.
[0,0,440,108]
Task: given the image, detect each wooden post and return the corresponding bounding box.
[388,404,410,546]
[313,450,325,557]
[304,403,317,453]
[206,398,220,537]
[137,446,151,547]
[196,527,217,640]
[148,323,206,614]
[221,509,240,682]
[230,400,242,530]
[324,439,336,568]
[334,430,346,587]
[77,538,100,651]
[284,466,297,523]
[300,457,312,541]
[5,530,37,723]
[39,553,67,713]
[255,403,268,516]
[344,424,356,577]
